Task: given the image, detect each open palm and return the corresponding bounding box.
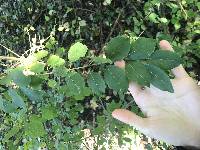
[112,40,200,147]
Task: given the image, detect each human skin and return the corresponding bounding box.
[112,40,200,147]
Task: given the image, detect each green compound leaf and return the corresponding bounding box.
[105,36,131,62]
[128,37,156,60]
[125,61,151,86]
[104,65,128,93]
[8,89,26,109]
[29,62,45,73]
[87,72,106,95]
[8,67,31,87]
[145,64,174,93]
[47,55,65,67]
[34,50,48,60]
[41,105,58,121]
[0,96,16,113]
[146,50,182,70]
[25,115,45,138]
[68,42,88,62]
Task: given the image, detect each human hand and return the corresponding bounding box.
[112,40,200,147]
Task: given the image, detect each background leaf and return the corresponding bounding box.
[41,105,58,121]
[8,67,31,87]
[8,89,26,109]
[25,115,45,138]
[29,62,45,73]
[47,55,65,67]
[68,42,88,62]
[34,50,48,60]
[0,96,16,113]
[20,87,43,102]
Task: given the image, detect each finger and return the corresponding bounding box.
[159,40,173,51]
[171,65,189,78]
[159,40,189,78]
[112,109,148,129]
[114,60,125,69]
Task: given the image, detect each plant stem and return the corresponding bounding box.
[177,0,188,20]
[0,56,20,61]
[0,44,20,57]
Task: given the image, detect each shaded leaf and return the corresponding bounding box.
[145,64,174,93]
[147,50,182,70]
[41,105,58,121]
[87,72,106,95]
[104,65,128,92]
[125,61,151,86]
[8,89,26,109]
[0,96,16,113]
[62,72,85,97]
[105,36,131,62]
[20,87,43,102]
[128,37,156,60]
[8,67,31,87]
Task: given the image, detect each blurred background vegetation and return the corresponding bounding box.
[0,0,199,149]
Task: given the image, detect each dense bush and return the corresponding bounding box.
[0,0,199,149]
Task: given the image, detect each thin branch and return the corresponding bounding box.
[69,64,99,70]
[105,10,123,44]
[0,44,20,57]
[177,0,188,19]
[76,8,96,13]
[0,56,20,61]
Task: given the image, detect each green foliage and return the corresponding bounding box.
[105,36,181,92]
[126,61,151,86]
[147,51,183,70]
[105,36,131,61]
[87,72,106,95]
[104,65,128,93]
[0,0,198,149]
[146,64,174,93]
[128,37,156,60]
[47,55,65,67]
[68,42,88,62]
[25,115,46,138]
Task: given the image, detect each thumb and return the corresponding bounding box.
[112,109,149,131]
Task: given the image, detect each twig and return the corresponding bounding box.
[105,10,123,43]
[0,56,20,61]
[76,8,96,13]
[177,0,188,19]
[0,44,20,57]
[138,30,145,38]
[69,64,99,70]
